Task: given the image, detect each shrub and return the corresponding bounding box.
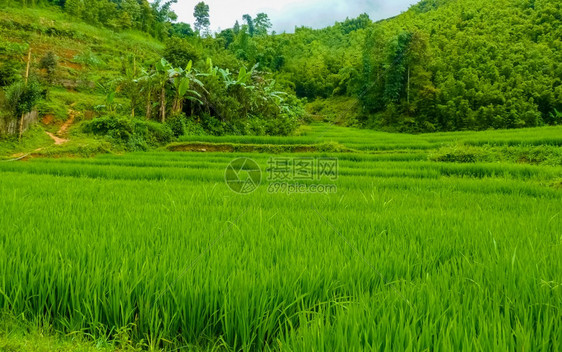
[0,61,22,87]
[200,114,226,136]
[38,52,58,83]
[83,115,134,141]
[83,115,173,150]
[4,79,42,118]
[134,119,174,145]
[163,38,201,68]
[429,145,488,163]
[166,114,206,137]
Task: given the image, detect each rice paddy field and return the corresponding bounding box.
[0,123,561,351]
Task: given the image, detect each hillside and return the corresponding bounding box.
[0,0,560,154]
[0,5,165,155]
[0,7,165,110]
[0,4,303,156]
[268,0,562,131]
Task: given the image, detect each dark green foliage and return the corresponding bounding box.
[193,1,210,34]
[243,14,255,37]
[216,28,236,49]
[163,38,201,68]
[383,31,411,105]
[82,115,173,150]
[430,144,562,166]
[82,115,134,140]
[166,113,206,137]
[38,51,58,83]
[4,79,42,118]
[0,60,21,87]
[169,22,194,38]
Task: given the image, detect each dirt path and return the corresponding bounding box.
[44,109,76,145]
[45,132,68,145]
[57,110,76,135]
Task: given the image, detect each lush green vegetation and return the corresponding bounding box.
[0,313,126,352]
[1,0,561,143]
[0,0,561,350]
[0,4,303,147]
[0,124,561,350]
[257,0,562,131]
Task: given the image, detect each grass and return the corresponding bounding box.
[166,141,350,153]
[0,313,115,352]
[0,123,561,351]
[177,123,562,152]
[0,127,53,158]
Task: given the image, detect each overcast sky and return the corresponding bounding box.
[170,0,420,33]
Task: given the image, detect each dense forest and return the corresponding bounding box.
[0,0,561,143]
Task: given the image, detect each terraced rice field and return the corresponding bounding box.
[0,124,561,351]
[178,123,562,151]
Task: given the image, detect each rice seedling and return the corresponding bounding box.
[0,125,560,351]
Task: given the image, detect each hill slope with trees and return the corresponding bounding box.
[252,0,561,131]
[0,0,560,149]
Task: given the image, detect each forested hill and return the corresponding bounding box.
[0,0,561,144]
[273,0,562,131]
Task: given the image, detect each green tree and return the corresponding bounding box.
[38,51,58,84]
[64,0,84,17]
[4,79,41,138]
[170,22,194,38]
[233,20,241,34]
[0,61,22,87]
[254,13,271,36]
[193,2,210,35]
[163,38,201,68]
[243,14,255,37]
[169,61,202,114]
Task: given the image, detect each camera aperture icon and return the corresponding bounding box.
[225,158,262,194]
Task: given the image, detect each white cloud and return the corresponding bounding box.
[171,0,419,33]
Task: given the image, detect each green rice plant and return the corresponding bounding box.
[0,124,561,351]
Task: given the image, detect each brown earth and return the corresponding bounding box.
[61,61,82,71]
[58,110,76,135]
[42,114,55,125]
[45,132,68,145]
[43,109,76,145]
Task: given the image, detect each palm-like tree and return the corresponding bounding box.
[169,60,203,114]
[137,58,204,122]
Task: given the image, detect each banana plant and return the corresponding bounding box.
[94,82,120,113]
[135,68,156,120]
[218,68,234,89]
[218,63,259,90]
[154,58,174,122]
[551,108,561,123]
[199,57,218,78]
[237,63,259,86]
[169,60,203,114]
[264,79,287,103]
